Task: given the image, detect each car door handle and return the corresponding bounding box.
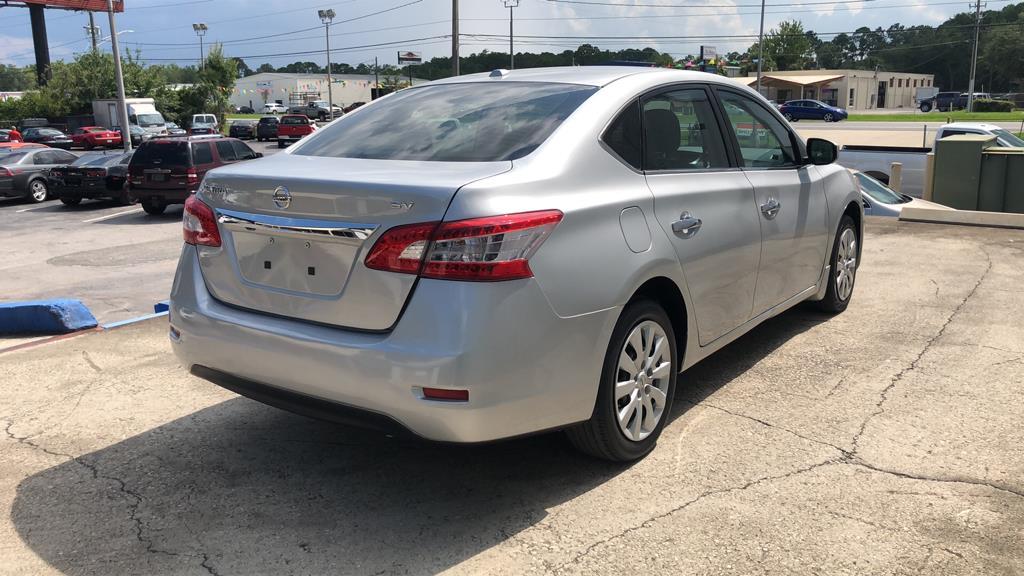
[760,198,781,220]
[671,212,702,238]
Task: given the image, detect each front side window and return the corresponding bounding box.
[642,88,729,171]
[215,141,237,161]
[295,82,597,162]
[855,172,907,205]
[231,140,257,160]
[718,91,798,168]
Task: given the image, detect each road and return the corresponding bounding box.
[0,139,285,328]
[795,119,1024,148]
[1,218,1022,575]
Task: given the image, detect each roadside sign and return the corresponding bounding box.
[397,51,422,64]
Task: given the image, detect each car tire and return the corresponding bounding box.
[823,113,834,122]
[141,198,166,215]
[817,215,859,314]
[277,140,285,148]
[784,112,794,121]
[920,103,932,113]
[27,179,48,203]
[60,196,81,206]
[566,299,678,462]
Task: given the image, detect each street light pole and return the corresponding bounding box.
[107,0,132,152]
[192,23,207,70]
[755,0,765,95]
[966,0,983,113]
[86,12,99,51]
[503,0,519,70]
[452,0,459,76]
[318,9,335,119]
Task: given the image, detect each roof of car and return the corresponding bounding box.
[429,66,738,88]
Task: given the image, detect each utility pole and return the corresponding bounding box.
[107,0,132,152]
[755,0,766,95]
[374,56,379,98]
[504,0,519,70]
[86,13,99,51]
[452,0,459,76]
[966,0,983,113]
[319,9,335,119]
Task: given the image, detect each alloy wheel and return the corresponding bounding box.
[824,113,834,122]
[835,227,857,301]
[615,320,672,442]
[30,180,47,202]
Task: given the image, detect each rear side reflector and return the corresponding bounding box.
[183,194,222,247]
[364,210,562,282]
[422,387,469,402]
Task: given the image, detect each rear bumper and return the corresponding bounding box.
[170,245,618,443]
[53,182,117,199]
[130,186,193,203]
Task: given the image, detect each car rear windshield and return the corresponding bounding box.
[36,128,64,136]
[132,141,189,166]
[294,82,598,162]
[281,116,307,125]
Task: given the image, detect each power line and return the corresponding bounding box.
[138,34,451,62]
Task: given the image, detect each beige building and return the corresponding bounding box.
[740,69,936,110]
[230,72,429,111]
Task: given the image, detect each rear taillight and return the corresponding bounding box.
[364,210,562,282]
[186,167,198,185]
[183,195,221,247]
[85,168,105,177]
[0,167,11,177]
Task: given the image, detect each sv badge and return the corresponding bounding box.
[390,201,415,211]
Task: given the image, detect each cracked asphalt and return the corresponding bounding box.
[1,218,1022,575]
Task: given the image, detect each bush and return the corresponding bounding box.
[973,99,1015,112]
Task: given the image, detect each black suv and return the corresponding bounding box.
[128,135,261,215]
[919,91,960,112]
[256,116,279,142]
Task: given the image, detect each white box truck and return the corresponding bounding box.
[92,98,168,140]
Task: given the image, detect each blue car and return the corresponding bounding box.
[779,99,848,122]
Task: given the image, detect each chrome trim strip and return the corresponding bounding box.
[216,207,378,242]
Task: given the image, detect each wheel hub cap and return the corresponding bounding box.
[615,320,672,442]
[835,228,857,301]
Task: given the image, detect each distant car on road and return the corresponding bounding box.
[852,170,951,217]
[343,101,366,113]
[778,99,848,122]
[70,126,122,150]
[235,105,255,114]
[128,135,262,215]
[165,122,188,136]
[50,151,134,206]
[935,122,1024,147]
[228,120,256,140]
[287,100,342,121]
[255,116,279,142]
[918,91,960,112]
[276,114,316,147]
[0,147,78,202]
[262,103,288,114]
[23,127,74,149]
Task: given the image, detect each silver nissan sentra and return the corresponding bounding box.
[170,67,862,461]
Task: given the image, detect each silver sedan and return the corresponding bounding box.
[170,67,862,461]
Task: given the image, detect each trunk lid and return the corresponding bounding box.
[195,153,510,330]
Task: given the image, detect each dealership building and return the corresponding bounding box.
[230,72,429,111]
[740,69,936,109]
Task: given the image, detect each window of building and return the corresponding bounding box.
[849,88,855,107]
[898,79,903,88]
[889,78,894,88]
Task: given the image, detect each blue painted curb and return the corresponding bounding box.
[0,299,98,335]
[154,300,170,313]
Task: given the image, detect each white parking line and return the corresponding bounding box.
[82,208,142,223]
[15,205,49,213]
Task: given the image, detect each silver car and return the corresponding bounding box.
[170,67,862,461]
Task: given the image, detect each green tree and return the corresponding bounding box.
[0,64,35,92]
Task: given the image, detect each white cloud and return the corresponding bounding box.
[0,35,35,65]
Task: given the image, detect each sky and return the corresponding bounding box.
[0,0,1007,69]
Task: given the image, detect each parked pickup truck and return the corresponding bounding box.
[837,122,1024,197]
[276,114,317,148]
[286,100,343,121]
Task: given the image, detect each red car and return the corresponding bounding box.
[276,114,317,148]
[70,126,123,150]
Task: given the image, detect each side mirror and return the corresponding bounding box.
[806,137,837,165]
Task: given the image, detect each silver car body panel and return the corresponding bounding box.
[171,67,862,442]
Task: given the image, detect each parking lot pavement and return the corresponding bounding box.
[0,139,285,333]
[1,218,1022,575]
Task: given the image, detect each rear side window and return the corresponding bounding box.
[642,88,729,171]
[215,141,237,161]
[133,142,189,166]
[295,82,597,162]
[192,142,213,164]
[602,100,641,170]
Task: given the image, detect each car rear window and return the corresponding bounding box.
[295,82,597,162]
[281,116,307,125]
[133,141,189,166]
[36,128,64,136]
